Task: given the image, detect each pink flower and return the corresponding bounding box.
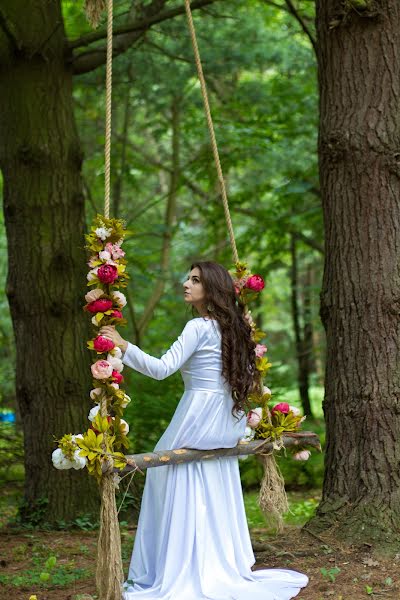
[106,242,125,260]
[91,360,113,380]
[234,284,241,295]
[112,370,124,384]
[93,335,115,353]
[87,299,113,313]
[85,288,103,304]
[245,274,265,292]
[293,450,311,461]
[255,344,267,357]
[247,407,262,429]
[98,264,118,284]
[111,309,123,319]
[271,402,290,415]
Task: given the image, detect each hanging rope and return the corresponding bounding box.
[183,0,239,264]
[104,0,113,219]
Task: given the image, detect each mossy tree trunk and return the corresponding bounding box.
[309,0,400,547]
[0,1,99,523]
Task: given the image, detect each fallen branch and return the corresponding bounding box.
[123,431,321,472]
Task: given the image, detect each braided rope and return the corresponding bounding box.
[183,0,239,264]
[104,0,113,220]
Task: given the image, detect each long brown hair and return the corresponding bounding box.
[190,261,256,414]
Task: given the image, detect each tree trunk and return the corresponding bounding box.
[309,0,400,547]
[290,235,313,417]
[0,1,99,523]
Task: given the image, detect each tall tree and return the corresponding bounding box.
[309,0,400,546]
[0,0,211,523]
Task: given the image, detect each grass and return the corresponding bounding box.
[243,489,320,530]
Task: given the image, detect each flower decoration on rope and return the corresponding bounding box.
[52,215,132,481]
[233,261,308,460]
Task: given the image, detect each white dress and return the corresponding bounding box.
[122,317,308,600]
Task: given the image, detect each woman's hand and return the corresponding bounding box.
[99,326,128,352]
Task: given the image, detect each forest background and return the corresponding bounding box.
[2,0,399,598]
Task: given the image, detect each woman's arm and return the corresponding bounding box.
[100,319,201,380]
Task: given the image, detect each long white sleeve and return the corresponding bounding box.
[122,319,201,380]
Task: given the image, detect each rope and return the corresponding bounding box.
[104,0,113,219]
[183,0,239,264]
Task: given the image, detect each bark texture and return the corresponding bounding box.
[0,1,98,522]
[310,0,400,547]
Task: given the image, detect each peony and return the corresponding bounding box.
[72,450,87,470]
[111,291,127,308]
[95,226,112,241]
[263,386,272,398]
[91,360,113,379]
[289,405,301,417]
[99,250,111,261]
[85,288,103,304]
[90,388,103,402]
[111,309,123,319]
[106,242,125,260]
[247,407,263,429]
[87,298,113,313]
[107,354,124,372]
[98,264,118,284]
[245,274,265,292]
[52,448,74,470]
[271,402,290,415]
[255,344,267,358]
[88,405,100,422]
[121,393,131,408]
[119,418,129,435]
[293,450,311,461]
[112,370,124,384]
[93,335,115,353]
[87,267,99,281]
[110,346,122,359]
[241,426,255,442]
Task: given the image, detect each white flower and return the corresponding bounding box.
[72,450,87,470]
[241,426,255,442]
[88,405,100,422]
[110,382,119,389]
[107,355,124,372]
[289,405,301,416]
[87,267,99,281]
[88,256,99,268]
[95,227,113,241]
[52,448,74,470]
[99,250,111,261]
[90,387,103,401]
[293,450,311,461]
[91,315,100,327]
[121,393,131,408]
[71,434,83,441]
[85,288,103,304]
[110,346,122,359]
[111,291,127,308]
[263,386,272,398]
[119,419,129,435]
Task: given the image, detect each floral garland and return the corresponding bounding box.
[52,215,132,481]
[232,262,310,461]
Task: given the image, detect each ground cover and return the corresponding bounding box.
[1,490,398,600]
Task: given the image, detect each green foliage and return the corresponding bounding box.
[320,566,341,583]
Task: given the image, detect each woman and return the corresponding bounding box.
[100,261,308,600]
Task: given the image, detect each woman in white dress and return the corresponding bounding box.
[100,261,308,600]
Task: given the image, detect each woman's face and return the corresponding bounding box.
[183,267,206,310]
